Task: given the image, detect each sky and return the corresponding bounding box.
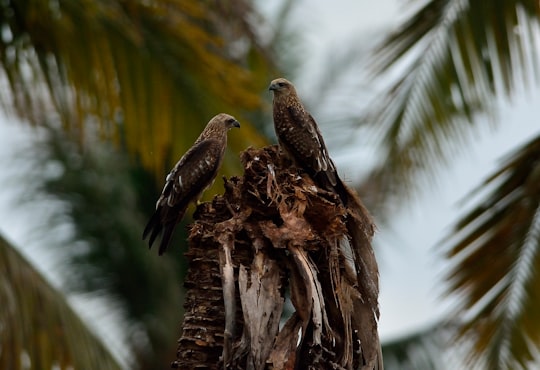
[1,0,540,362]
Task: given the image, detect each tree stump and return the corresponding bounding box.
[174,145,381,370]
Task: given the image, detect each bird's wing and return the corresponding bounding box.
[159,138,225,209]
[143,138,225,254]
[282,106,337,185]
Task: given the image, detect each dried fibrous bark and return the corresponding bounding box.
[174,145,380,370]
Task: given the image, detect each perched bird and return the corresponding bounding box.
[269,78,382,369]
[268,77,351,203]
[143,113,240,255]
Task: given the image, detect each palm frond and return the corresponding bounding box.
[363,0,540,210]
[0,0,273,178]
[0,233,124,370]
[443,134,540,369]
[382,323,452,370]
[27,124,185,368]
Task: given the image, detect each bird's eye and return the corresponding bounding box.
[278,82,285,87]
[227,118,235,124]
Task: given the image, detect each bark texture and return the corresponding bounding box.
[174,145,381,370]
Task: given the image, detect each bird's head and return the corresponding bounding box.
[201,113,240,140]
[269,78,296,97]
[212,113,240,130]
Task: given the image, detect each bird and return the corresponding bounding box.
[143,113,240,255]
[269,78,382,369]
[268,77,350,203]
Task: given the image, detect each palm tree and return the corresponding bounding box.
[364,0,540,368]
[0,0,277,368]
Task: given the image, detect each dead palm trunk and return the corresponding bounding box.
[173,146,381,370]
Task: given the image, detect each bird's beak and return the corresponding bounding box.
[233,120,240,128]
[269,83,278,91]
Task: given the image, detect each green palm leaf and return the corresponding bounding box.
[28,125,184,368]
[443,134,540,369]
[0,0,272,177]
[364,0,540,212]
[0,233,123,370]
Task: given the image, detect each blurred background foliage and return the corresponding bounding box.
[2,0,540,369]
[0,0,272,177]
[0,0,283,368]
[361,1,540,369]
[0,233,123,370]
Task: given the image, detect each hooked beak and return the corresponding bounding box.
[232,119,240,128]
[268,82,278,91]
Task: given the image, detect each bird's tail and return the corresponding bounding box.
[143,209,162,247]
[143,206,187,255]
[331,175,353,207]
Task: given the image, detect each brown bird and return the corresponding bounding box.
[269,78,382,369]
[143,113,240,255]
[268,77,350,203]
